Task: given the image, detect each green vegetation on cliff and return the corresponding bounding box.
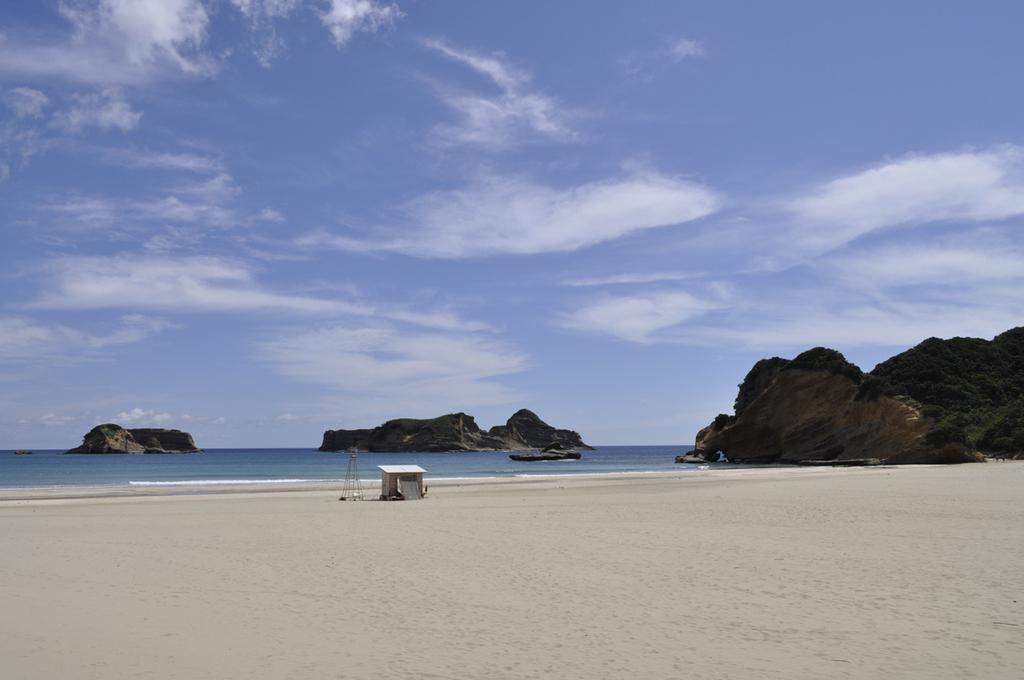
[786,347,864,383]
[870,327,1024,455]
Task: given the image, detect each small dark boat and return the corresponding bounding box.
[14,450,32,455]
[507,440,581,462]
[510,442,582,462]
[509,451,581,461]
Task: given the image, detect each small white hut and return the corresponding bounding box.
[378,465,426,500]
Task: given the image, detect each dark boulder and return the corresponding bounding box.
[675,451,708,464]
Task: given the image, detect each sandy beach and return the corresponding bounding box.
[2,464,1022,679]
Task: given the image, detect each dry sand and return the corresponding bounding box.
[1,464,1022,679]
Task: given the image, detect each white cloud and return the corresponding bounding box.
[69,0,210,70]
[569,236,1024,350]
[0,314,170,363]
[31,255,351,314]
[43,193,236,230]
[561,271,700,287]
[666,38,706,61]
[0,0,213,84]
[232,0,303,16]
[51,88,142,133]
[301,170,721,258]
[787,146,1024,254]
[4,87,49,118]
[319,0,402,47]
[683,300,1024,351]
[562,291,721,343]
[113,407,173,425]
[826,241,1024,290]
[230,0,303,66]
[255,324,525,414]
[254,207,286,222]
[621,36,706,80]
[40,169,251,233]
[26,254,493,332]
[97,147,222,173]
[424,39,575,149]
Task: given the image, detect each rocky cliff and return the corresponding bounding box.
[66,424,201,454]
[319,409,591,452]
[488,409,593,450]
[128,428,201,453]
[690,348,984,465]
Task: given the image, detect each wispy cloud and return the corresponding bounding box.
[50,88,142,133]
[825,240,1024,291]
[93,146,223,173]
[0,314,171,363]
[682,298,1024,351]
[25,253,495,333]
[230,0,303,66]
[561,271,700,287]
[561,290,723,343]
[423,38,575,149]
[786,145,1024,255]
[300,170,721,258]
[38,168,255,234]
[255,323,525,419]
[30,255,354,314]
[620,36,706,80]
[42,193,238,231]
[4,87,49,118]
[319,0,403,47]
[561,234,1024,350]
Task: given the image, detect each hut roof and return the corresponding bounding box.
[377,465,426,474]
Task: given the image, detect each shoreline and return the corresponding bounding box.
[2,461,1021,679]
[0,463,939,503]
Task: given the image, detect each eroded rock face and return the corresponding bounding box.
[694,348,984,465]
[320,413,512,452]
[488,409,593,450]
[319,409,591,452]
[370,413,511,452]
[128,428,200,453]
[66,424,200,454]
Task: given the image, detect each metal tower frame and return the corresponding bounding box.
[338,452,364,501]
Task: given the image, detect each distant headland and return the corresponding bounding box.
[319,408,592,452]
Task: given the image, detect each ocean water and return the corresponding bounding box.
[0,446,705,490]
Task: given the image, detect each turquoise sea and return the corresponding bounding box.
[0,446,708,490]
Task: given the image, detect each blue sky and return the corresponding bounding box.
[2,1,1023,448]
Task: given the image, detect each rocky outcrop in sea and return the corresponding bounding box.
[66,424,201,454]
[487,409,592,450]
[319,409,591,452]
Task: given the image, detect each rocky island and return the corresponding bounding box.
[319,409,591,452]
[66,424,201,454]
[682,327,1024,465]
